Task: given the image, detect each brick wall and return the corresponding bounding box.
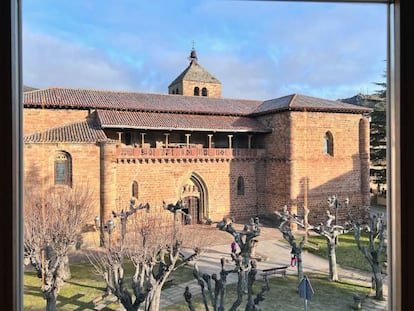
[24,142,102,246]
[23,106,370,230]
[108,153,260,223]
[182,81,222,98]
[253,110,369,222]
[24,108,89,135]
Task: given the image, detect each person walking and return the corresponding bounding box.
[231,241,237,254]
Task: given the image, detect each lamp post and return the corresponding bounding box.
[94,217,116,295]
[112,199,150,252]
[94,216,115,249]
[327,195,349,226]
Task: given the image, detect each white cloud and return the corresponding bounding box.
[22,1,387,101]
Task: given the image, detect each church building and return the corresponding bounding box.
[23,49,372,242]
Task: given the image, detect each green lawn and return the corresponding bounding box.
[24,261,194,311]
[163,273,372,311]
[303,232,386,272]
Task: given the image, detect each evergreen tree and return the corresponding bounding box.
[341,79,387,194]
[370,81,387,190]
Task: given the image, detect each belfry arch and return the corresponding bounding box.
[180,173,208,224]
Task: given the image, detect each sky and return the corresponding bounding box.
[22,0,387,101]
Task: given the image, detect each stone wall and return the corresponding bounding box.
[253,110,370,222]
[24,108,89,135]
[110,153,261,223]
[22,106,371,228]
[182,80,222,98]
[23,142,102,246]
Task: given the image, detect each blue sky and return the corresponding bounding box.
[22,0,387,101]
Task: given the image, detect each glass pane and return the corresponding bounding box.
[22,1,389,310]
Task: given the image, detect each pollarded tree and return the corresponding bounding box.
[24,184,94,311]
[274,206,305,283]
[347,211,386,300]
[289,209,349,282]
[89,201,202,311]
[186,217,269,311]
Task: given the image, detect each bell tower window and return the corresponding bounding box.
[194,87,200,96]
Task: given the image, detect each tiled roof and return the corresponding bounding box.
[23,87,261,116]
[97,110,271,133]
[169,61,221,86]
[252,94,373,115]
[23,88,372,117]
[24,118,109,143]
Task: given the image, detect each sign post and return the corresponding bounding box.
[298,275,314,311]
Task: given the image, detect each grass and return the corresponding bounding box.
[163,273,372,311]
[24,261,194,311]
[303,232,386,272]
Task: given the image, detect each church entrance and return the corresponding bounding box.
[180,174,207,224]
[182,196,200,224]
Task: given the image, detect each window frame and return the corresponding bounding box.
[237,176,245,195]
[202,87,208,96]
[132,180,139,198]
[323,131,334,156]
[54,151,72,186]
[194,86,200,96]
[2,0,409,310]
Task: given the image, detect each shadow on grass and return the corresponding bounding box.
[65,279,105,291]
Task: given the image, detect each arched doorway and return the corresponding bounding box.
[180,173,207,224]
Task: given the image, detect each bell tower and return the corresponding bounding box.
[168,48,222,98]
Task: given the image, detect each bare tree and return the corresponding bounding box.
[286,207,349,282]
[274,206,305,283]
[23,185,94,311]
[186,217,269,311]
[347,211,386,299]
[89,202,201,311]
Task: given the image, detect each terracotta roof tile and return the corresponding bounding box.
[97,110,270,133]
[24,88,372,117]
[23,87,261,115]
[24,118,109,143]
[252,94,373,115]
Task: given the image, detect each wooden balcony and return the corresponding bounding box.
[116,146,265,161]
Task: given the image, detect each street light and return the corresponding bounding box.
[94,216,115,249]
[327,195,349,226]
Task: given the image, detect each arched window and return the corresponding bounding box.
[132,181,139,198]
[237,176,245,195]
[175,88,179,94]
[324,131,334,156]
[54,151,72,186]
[202,87,208,96]
[194,87,200,96]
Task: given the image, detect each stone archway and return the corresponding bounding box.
[180,173,207,224]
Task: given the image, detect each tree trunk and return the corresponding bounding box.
[45,296,57,311]
[61,255,71,280]
[229,271,243,311]
[372,265,384,299]
[145,286,162,311]
[327,239,338,281]
[297,253,303,284]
